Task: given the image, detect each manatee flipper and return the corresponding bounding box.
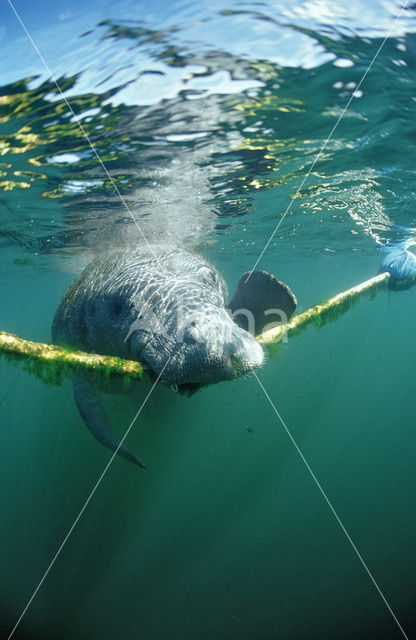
[73,375,146,468]
[229,270,297,335]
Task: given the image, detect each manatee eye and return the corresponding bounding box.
[110,298,123,316]
[190,321,197,328]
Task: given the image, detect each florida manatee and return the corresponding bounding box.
[52,247,296,467]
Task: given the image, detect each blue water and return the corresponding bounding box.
[1,1,416,638]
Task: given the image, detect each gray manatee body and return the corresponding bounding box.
[53,248,296,466]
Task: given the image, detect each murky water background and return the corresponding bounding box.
[1,1,416,638]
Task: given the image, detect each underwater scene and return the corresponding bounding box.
[1,0,416,638]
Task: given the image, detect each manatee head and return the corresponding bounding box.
[121,251,265,386]
[128,302,264,387]
[53,250,265,387]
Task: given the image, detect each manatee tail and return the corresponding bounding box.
[73,375,146,468]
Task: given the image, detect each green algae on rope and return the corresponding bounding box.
[0,271,391,385]
[0,331,147,388]
[257,271,391,345]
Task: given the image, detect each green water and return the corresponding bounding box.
[1,1,416,638]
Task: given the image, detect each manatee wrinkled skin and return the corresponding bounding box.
[53,248,296,466]
[52,249,262,467]
[53,249,264,386]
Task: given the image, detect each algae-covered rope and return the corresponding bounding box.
[0,271,392,385]
[0,331,147,387]
[257,271,391,344]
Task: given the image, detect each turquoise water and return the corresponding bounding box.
[1,1,416,638]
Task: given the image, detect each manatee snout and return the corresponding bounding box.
[132,307,264,386]
[205,310,264,379]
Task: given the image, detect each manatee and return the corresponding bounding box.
[52,248,296,467]
[229,270,297,334]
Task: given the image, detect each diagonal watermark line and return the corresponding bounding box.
[245,0,410,283]
[252,370,409,640]
[8,357,172,640]
[7,0,158,261]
